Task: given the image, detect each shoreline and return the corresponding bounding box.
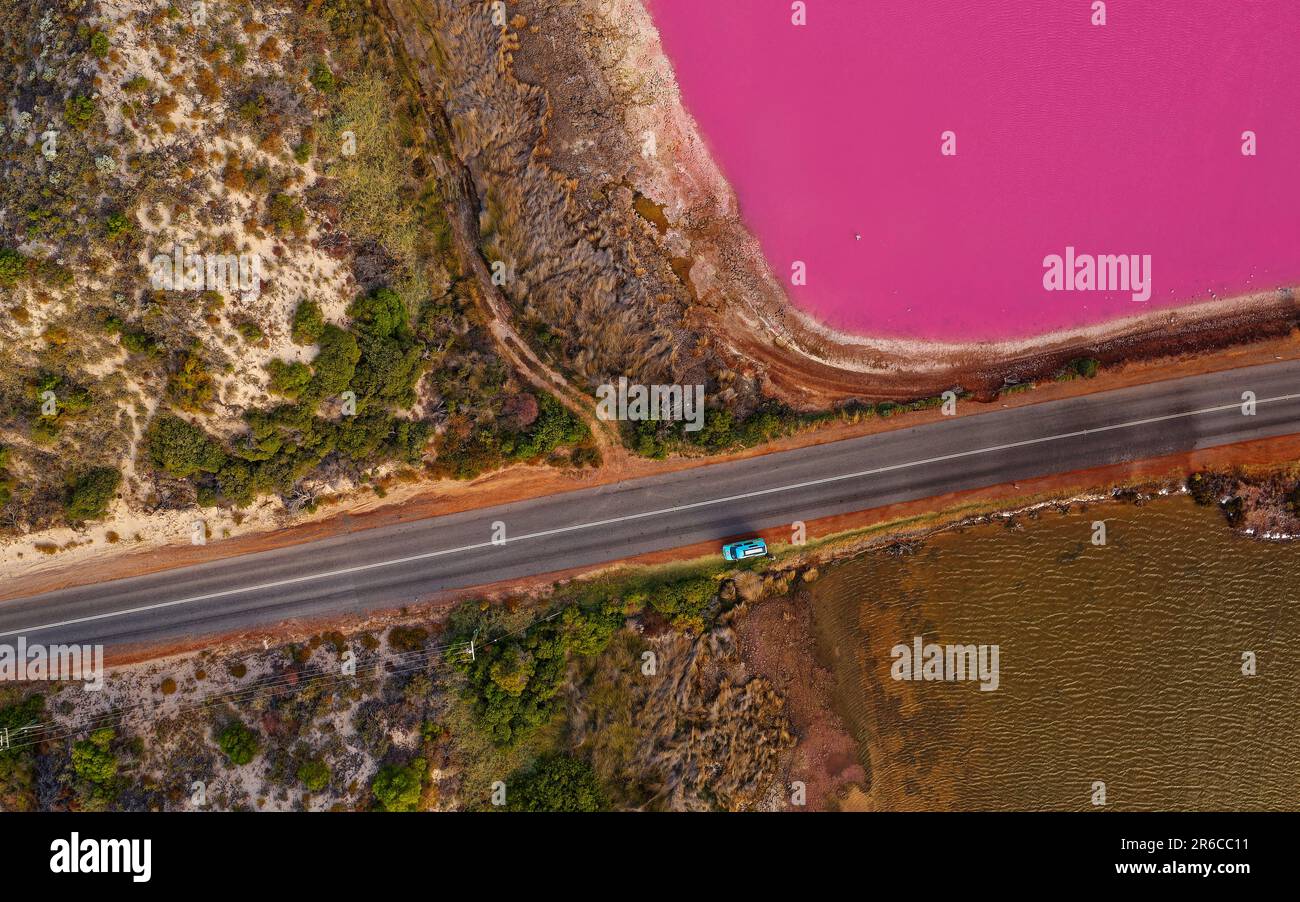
[610,0,1300,403]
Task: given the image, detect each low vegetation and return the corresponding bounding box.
[0,0,593,542]
[0,552,800,812]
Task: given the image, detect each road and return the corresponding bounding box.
[3,359,1299,649]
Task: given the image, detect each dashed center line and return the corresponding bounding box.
[4,392,1297,638]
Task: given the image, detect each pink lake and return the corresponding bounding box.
[646,0,1300,342]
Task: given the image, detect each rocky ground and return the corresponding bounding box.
[462,0,1300,406]
[0,565,799,812]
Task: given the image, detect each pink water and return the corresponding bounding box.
[647,0,1300,341]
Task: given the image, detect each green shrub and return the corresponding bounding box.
[628,419,671,459]
[629,403,800,457]
[560,601,624,657]
[309,62,335,93]
[1064,357,1101,379]
[30,420,58,445]
[166,350,216,412]
[267,194,306,236]
[637,574,716,630]
[348,288,410,341]
[0,695,44,810]
[64,96,96,130]
[120,328,161,356]
[217,720,259,766]
[0,447,10,509]
[347,287,424,411]
[237,95,266,123]
[89,30,110,59]
[0,248,26,287]
[371,761,424,811]
[451,617,573,746]
[999,381,1035,397]
[72,728,118,786]
[30,371,93,418]
[291,299,325,345]
[306,324,360,402]
[509,395,586,461]
[144,414,227,478]
[431,426,502,481]
[506,755,607,812]
[351,339,424,409]
[236,321,264,343]
[64,467,121,521]
[488,645,535,696]
[432,392,587,479]
[104,211,130,238]
[266,359,312,398]
[297,758,331,792]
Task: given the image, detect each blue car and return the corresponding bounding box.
[722,538,769,561]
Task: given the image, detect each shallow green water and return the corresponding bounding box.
[811,495,1300,811]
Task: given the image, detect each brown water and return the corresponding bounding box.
[811,496,1300,811]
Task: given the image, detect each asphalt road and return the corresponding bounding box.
[4,359,1299,649]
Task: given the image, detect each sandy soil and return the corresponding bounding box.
[0,0,369,571]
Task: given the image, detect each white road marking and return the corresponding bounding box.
[6,392,1298,638]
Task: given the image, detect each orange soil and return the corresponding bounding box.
[92,430,1300,667]
[8,330,1300,604]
